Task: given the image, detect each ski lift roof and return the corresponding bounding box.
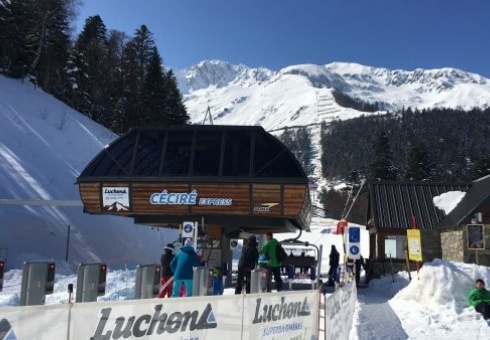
[78,125,307,181]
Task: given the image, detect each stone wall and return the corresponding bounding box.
[440,225,490,266]
[441,229,464,262]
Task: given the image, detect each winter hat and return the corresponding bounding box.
[164,243,174,251]
[248,235,257,244]
[185,238,193,246]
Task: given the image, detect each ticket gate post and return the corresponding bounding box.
[192,267,214,296]
[310,265,317,289]
[134,264,161,299]
[75,263,107,303]
[20,261,55,306]
[287,264,295,290]
[250,268,268,293]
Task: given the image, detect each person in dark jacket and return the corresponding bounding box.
[158,243,175,298]
[260,232,283,292]
[235,235,259,294]
[170,238,201,297]
[469,278,490,320]
[328,245,340,286]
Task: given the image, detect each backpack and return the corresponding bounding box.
[276,242,287,262]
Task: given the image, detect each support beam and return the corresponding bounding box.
[0,199,83,206]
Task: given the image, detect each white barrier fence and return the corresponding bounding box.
[0,290,320,340]
[0,283,358,339]
[324,282,357,340]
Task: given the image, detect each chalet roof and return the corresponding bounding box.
[368,180,472,230]
[437,174,490,228]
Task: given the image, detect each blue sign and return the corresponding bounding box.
[349,227,360,243]
[350,245,360,255]
[183,223,193,233]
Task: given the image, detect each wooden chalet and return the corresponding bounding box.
[366,180,472,278]
[436,174,490,266]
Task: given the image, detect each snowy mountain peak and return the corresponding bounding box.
[324,62,487,91]
[176,61,490,130]
[175,59,275,94]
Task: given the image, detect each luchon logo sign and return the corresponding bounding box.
[102,187,130,212]
[252,296,311,338]
[252,296,311,324]
[90,303,217,339]
[0,318,16,340]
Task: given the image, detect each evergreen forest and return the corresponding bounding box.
[0,0,189,134]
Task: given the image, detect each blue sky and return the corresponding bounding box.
[76,0,490,77]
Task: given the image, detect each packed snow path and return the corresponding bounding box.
[354,289,408,340]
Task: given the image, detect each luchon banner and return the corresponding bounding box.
[242,290,319,340]
[0,303,69,339]
[0,291,320,339]
[324,281,357,340]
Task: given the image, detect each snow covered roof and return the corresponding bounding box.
[437,174,490,228]
[368,180,472,230]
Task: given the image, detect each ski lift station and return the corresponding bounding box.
[76,125,312,286]
[1,126,359,340]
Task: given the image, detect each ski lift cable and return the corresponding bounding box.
[340,189,353,220]
[343,179,366,220]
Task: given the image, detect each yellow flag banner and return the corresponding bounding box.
[407,229,423,261]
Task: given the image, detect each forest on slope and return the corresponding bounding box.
[278,107,490,224]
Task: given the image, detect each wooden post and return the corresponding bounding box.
[404,249,412,281]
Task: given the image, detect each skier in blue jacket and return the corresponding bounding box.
[170,238,201,297]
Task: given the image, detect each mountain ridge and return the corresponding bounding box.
[175,60,490,131]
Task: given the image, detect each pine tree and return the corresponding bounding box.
[369,130,398,180]
[103,29,129,131]
[116,39,140,133]
[114,25,157,130]
[131,24,155,95]
[67,15,108,122]
[403,142,434,180]
[0,0,32,78]
[471,155,490,179]
[164,69,189,125]
[0,0,74,88]
[31,0,73,97]
[139,47,169,127]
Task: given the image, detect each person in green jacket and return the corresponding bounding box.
[469,278,490,320]
[260,232,283,292]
